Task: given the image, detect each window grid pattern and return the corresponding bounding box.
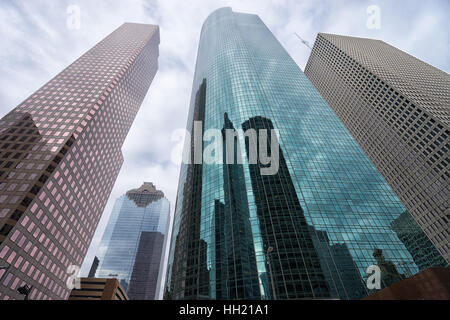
[304,33,449,263]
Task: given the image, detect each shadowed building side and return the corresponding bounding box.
[242,116,330,299]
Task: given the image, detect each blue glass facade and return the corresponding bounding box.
[165,8,443,300]
[96,183,170,300]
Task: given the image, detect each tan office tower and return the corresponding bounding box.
[305,33,449,263]
[0,23,159,300]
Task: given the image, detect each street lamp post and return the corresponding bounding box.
[266,247,277,300]
[17,284,33,300]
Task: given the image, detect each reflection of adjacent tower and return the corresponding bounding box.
[308,226,367,299]
[259,273,270,300]
[169,79,210,299]
[214,113,260,299]
[242,116,330,299]
[214,200,227,299]
[198,239,211,299]
[391,211,448,271]
[373,248,405,289]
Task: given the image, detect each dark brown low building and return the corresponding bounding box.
[69,278,128,300]
[363,268,450,300]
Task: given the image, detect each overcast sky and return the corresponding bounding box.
[0,0,448,275]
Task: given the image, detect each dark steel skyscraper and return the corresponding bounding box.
[165,8,442,300]
[88,256,99,278]
[0,23,160,300]
[305,33,449,263]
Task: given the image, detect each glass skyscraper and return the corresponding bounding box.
[96,183,170,300]
[165,8,442,300]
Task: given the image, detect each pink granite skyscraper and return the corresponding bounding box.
[0,23,160,300]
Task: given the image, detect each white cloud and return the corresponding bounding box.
[0,0,448,276]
